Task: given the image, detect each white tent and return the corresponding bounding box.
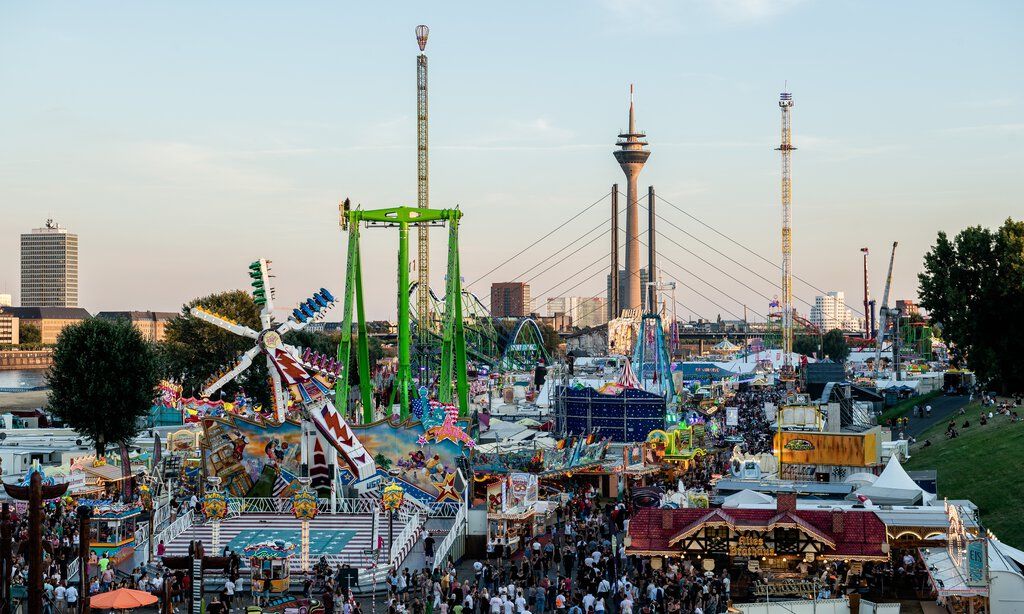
[848,455,934,505]
[723,489,776,508]
[844,472,878,487]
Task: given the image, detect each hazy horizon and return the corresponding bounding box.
[2,1,1021,322]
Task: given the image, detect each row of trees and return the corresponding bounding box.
[46,290,382,457]
[918,218,1024,392]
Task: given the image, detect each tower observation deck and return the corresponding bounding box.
[613,84,651,312]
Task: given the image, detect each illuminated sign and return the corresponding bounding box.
[784,438,815,451]
[729,533,775,557]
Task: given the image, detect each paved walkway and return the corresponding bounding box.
[898,393,971,438]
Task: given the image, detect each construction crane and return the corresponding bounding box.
[873,241,898,377]
[415,25,431,371]
[776,90,796,377]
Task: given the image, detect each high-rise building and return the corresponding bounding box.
[613,85,651,312]
[20,219,78,307]
[546,296,608,329]
[809,291,861,332]
[490,282,531,318]
[0,293,11,307]
[606,269,649,319]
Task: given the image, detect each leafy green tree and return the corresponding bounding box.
[159,290,269,404]
[19,322,41,344]
[919,218,1024,391]
[821,329,851,363]
[47,318,159,457]
[793,335,819,357]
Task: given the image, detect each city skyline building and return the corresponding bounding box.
[809,291,862,332]
[489,282,531,318]
[546,295,608,329]
[20,219,78,308]
[613,85,650,312]
[0,293,11,307]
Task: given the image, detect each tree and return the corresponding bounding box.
[793,335,819,358]
[159,290,269,405]
[537,322,562,360]
[919,218,1024,392]
[19,322,41,344]
[821,329,851,363]
[47,318,159,457]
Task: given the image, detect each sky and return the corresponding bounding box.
[1,1,1021,323]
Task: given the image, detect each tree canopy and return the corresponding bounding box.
[18,321,41,344]
[159,290,269,404]
[821,329,851,363]
[47,318,159,457]
[918,218,1024,391]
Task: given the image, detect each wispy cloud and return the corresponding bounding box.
[702,0,809,22]
[798,134,906,160]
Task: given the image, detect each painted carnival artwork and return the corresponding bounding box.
[201,416,305,498]
[352,415,470,504]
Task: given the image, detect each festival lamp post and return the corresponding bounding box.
[291,478,319,573]
[381,481,405,564]
[202,477,228,553]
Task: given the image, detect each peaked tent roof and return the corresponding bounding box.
[618,360,640,388]
[723,489,776,508]
[875,454,926,492]
[848,455,933,505]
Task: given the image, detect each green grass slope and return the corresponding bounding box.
[904,403,1024,547]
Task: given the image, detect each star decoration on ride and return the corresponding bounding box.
[434,471,460,502]
[424,404,474,448]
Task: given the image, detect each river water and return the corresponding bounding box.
[0,369,49,390]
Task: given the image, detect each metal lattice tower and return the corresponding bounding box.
[416,25,431,342]
[776,90,795,369]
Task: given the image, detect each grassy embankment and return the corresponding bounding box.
[904,401,1024,547]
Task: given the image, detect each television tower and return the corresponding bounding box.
[776,90,795,371]
[415,25,431,344]
[613,84,650,311]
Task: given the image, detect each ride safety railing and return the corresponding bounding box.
[153,509,194,551]
[388,510,423,568]
[224,497,378,516]
[431,499,467,570]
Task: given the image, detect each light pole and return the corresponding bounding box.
[292,477,318,574]
[381,481,406,564]
[202,477,227,554]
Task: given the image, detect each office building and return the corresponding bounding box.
[546,296,608,329]
[896,300,921,319]
[809,291,861,332]
[0,313,17,345]
[21,220,79,307]
[96,311,178,341]
[0,294,11,307]
[490,282,531,318]
[0,307,90,344]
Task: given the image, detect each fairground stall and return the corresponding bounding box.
[626,494,889,600]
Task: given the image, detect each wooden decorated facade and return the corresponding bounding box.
[627,494,888,564]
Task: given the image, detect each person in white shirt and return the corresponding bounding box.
[65,585,79,608]
[582,593,596,611]
[491,595,503,614]
[515,592,527,613]
[503,597,515,614]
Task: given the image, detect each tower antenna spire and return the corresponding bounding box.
[776,87,796,376]
[614,84,651,313]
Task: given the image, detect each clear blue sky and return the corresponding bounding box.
[1,1,1021,321]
